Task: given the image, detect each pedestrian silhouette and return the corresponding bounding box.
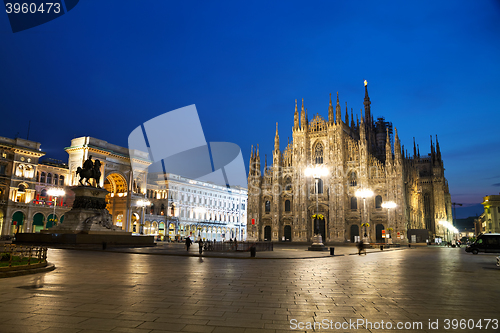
[198,238,204,255]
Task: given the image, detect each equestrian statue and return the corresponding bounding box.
[76,155,102,187]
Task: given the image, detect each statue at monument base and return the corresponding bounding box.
[42,186,130,235]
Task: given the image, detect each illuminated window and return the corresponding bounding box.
[351,197,357,210]
[349,172,357,186]
[314,143,324,164]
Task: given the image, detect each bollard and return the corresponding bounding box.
[380,245,384,251]
[329,247,335,256]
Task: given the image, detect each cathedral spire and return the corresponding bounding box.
[436,135,441,161]
[430,135,435,163]
[345,102,349,124]
[294,99,299,130]
[335,92,342,125]
[274,122,279,152]
[359,109,365,141]
[328,93,334,125]
[300,98,306,130]
[417,144,420,158]
[394,128,402,163]
[350,108,355,129]
[385,128,392,164]
[413,137,417,159]
[363,80,371,129]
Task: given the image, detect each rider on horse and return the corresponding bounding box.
[77,155,102,187]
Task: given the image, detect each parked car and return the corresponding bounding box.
[465,233,500,254]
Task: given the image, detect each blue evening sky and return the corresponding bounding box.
[1,1,499,218]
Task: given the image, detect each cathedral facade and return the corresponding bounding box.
[247,82,452,244]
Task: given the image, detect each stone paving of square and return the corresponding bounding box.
[0,245,499,333]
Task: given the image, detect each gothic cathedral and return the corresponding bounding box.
[247,82,452,243]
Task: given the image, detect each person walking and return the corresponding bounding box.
[198,238,204,255]
[357,240,365,255]
[185,236,192,251]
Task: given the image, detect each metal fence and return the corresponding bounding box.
[203,241,273,252]
[0,244,47,268]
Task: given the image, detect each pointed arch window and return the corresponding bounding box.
[375,195,382,209]
[350,197,357,210]
[284,177,292,191]
[314,143,324,164]
[314,179,324,194]
[265,200,271,213]
[285,199,291,212]
[349,171,357,186]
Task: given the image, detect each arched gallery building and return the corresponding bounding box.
[0,136,247,241]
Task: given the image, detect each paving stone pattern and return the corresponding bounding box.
[0,247,498,332]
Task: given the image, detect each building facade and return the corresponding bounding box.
[247,83,452,243]
[146,172,247,241]
[479,194,500,234]
[0,136,71,237]
[1,135,248,241]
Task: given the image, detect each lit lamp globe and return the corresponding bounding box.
[381,201,397,209]
[304,165,328,179]
[355,188,374,199]
[47,188,65,197]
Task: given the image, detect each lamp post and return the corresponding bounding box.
[47,188,65,227]
[381,201,397,243]
[305,165,328,249]
[439,220,458,245]
[137,199,151,235]
[194,207,206,240]
[355,188,374,242]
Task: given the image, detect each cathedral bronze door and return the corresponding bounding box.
[350,225,359,243]
[284,225,291,241]
[376,224,384,243]
[264,226,271,241]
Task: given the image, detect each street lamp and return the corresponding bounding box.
[439,220,458,245]
[137,199,151,235]
[381,201,397,243]
[47,188,65,227]
[355,188,373,241]
[194,207,206,239]
[305,165,328,247]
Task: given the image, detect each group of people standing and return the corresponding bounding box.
[185,237,204,255]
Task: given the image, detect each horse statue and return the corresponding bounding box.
[76,156,102,187]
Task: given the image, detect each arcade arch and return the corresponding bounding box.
[104,172,128,227]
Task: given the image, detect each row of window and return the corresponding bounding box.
[263,195,385,213]
[37,172,65,186]
[279,173,359,193]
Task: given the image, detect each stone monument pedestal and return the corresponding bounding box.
[16,186,155,246]
[308,234,328,251]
